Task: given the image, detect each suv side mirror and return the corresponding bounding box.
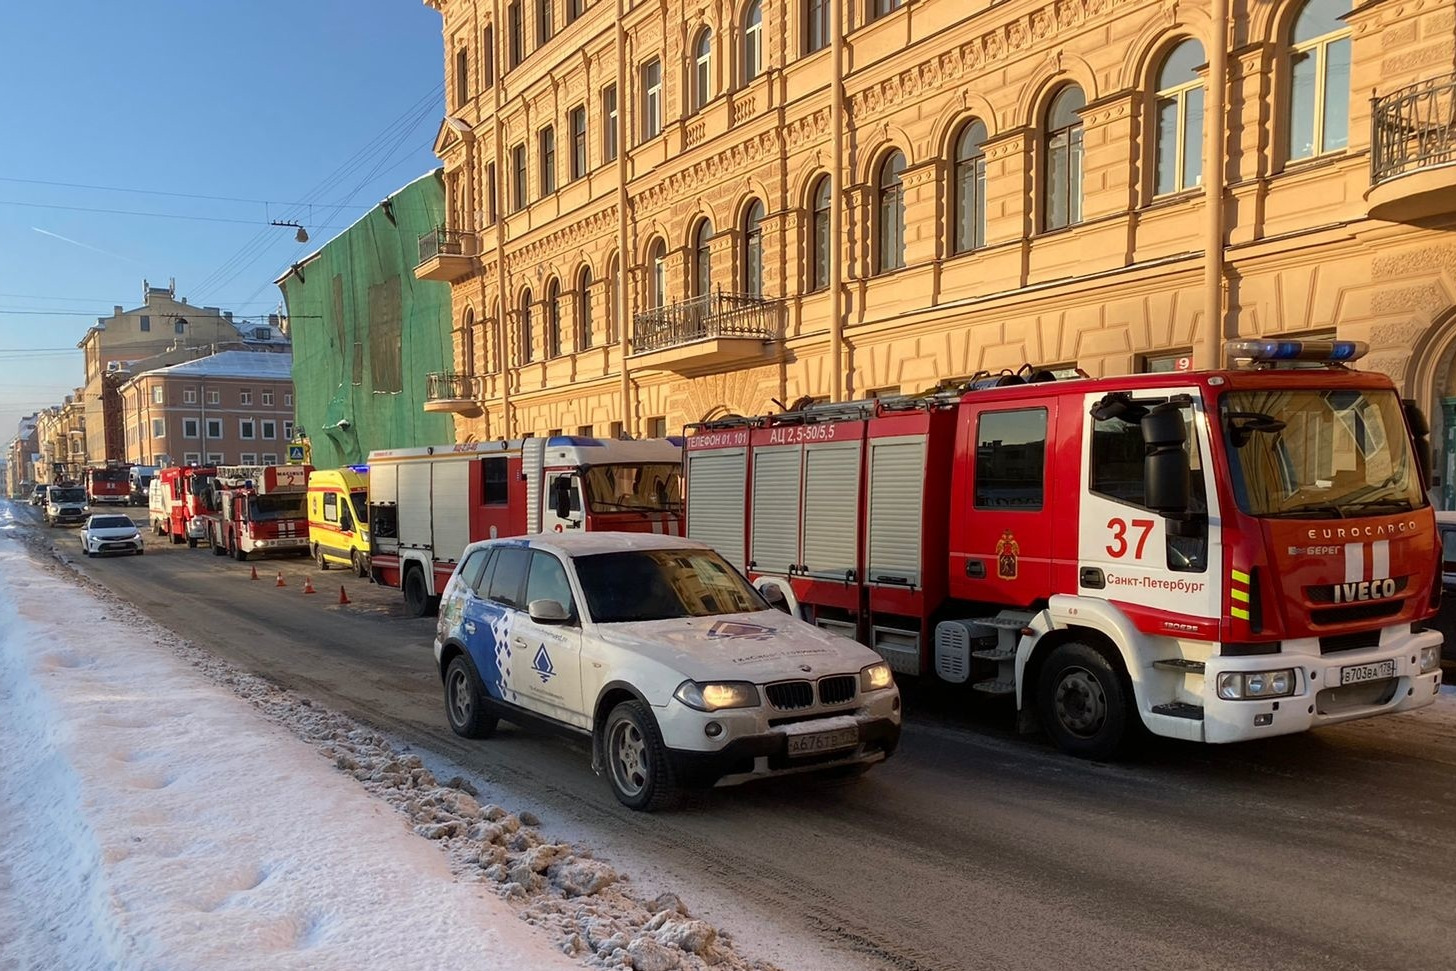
[1143,403,1190,515]
[759,582,791,614]
[528,598,570,624]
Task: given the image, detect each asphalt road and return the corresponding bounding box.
[7,499,1455,971]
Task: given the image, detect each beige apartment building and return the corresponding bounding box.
[418,0,1456,489]
[118,352,297,468]
[33,396,88,484]
[77,280,286,464]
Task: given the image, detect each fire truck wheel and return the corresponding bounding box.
[403,568,432,617]
[602,700,681,812]
[1037,642,1131,761]
[211,533,227,556]
[187,537,198,549]
[315,546,330,571]
[444,656,498,739]
[233,541,248,562]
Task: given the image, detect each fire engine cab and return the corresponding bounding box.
[155,465,216,547]
[368,435,683,617]
[201,465,312,561]
[683,340,1444,758]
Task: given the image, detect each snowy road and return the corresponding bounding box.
[8,499,1456,971]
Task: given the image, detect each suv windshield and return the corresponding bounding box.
[50,488,86,503]
[574,548,766,623]
[582,464,683,513]
[90,516,134,529]
[1221,388,1425,517]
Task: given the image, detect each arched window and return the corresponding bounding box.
[810,175,832,291]
[607,253,619,344]
[743,1,762,84]
[1043,85,1085,231]
[693,219,714,297]
[742,200,764,296]
[1154,40,1206,196]
[1287,0,1351,162]
[488,299,500,371]
[694,29,713,112]
[518,288,534,364]
[876,150,906,273]
[462,307,477,375]
[545,278,561,358]
[577,266,594,350]
[952,121,987,254]
[648,239,667,309]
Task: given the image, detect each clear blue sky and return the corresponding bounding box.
[0,0,445,442]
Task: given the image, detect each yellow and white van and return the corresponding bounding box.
[307,466,370,577]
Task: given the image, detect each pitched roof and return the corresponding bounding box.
[143,350,293,380]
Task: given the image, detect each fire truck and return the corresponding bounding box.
[682,340,1445,758]
[368,435,683,616]
[200,465,312,561]
[154,465,217,547]
[85,463,132,505]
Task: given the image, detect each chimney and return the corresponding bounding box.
[113,305,124,317]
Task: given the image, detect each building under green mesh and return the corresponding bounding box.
[275,170,453,469]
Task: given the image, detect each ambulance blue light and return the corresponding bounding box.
[1225,339,1368,363]
[348,464,369,474]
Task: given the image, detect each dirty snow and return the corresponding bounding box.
[0,544,776,971]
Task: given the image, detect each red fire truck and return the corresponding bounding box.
[201,465,312,561]
[683,340,1445,758]
[85,464,132,505]
[154,465,217,547]
[368,435,683,616]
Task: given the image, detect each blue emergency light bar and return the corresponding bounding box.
[348,464,369,473]
[1225,339,1368,363]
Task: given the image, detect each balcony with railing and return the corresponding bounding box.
[629,291,783,372]
[414,227,479,283]
[1369,73,1456,222]
[423,371,484,417]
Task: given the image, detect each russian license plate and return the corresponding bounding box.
[1340,659,1396,685]
[786,727,859,757]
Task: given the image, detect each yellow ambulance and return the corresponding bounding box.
[306,466,371,576]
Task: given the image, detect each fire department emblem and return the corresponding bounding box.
[995,530,1020,580]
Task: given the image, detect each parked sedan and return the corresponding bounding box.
[433,533,901,811]
[80,514,145,557]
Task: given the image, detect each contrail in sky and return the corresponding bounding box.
[31,227,143,264]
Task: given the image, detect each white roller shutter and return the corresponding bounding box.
[432,458,471,562]
[398,461,433,553]
[686,449,747,569]
[867,437,925,587]
[750,446,801,576]
[801,441,860,580]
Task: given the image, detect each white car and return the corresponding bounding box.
[433,533,901,811]
[80,514,145,557]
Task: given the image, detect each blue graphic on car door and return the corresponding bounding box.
[461,594,519,704]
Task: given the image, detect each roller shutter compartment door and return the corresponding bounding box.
[801,441,861,579]
[866,437,925,587]
[686,449,747,569]
[750,446,801,576]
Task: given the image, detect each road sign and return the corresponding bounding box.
[287,444,307,464]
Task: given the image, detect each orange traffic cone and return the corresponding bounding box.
[250,565,258,580]
[338,585,351,605]
[275,571,286,587]
[302,576,317,595]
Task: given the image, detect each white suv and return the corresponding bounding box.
[433,533,901,811]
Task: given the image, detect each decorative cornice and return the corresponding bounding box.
[635,128,783,214]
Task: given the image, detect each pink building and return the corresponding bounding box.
[119,351,296,467]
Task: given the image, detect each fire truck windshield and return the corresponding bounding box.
[1220,388,1425,517]
[249,493,306,521]
[574,548,766,623]
[582,463,683,513]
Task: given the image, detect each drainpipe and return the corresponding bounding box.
[1200,0,1229,370]
[829,4,845,402]
[492,0,511,437]
[616,0,632,435]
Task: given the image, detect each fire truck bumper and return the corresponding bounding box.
[253,538,309,551]
[1199,627,1443,744]
[655,689,902,788]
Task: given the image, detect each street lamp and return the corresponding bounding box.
[270,219,309,244]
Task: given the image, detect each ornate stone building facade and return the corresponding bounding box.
[420,0,1456,494]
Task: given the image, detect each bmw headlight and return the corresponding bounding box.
[673,680,760,712]
[1216,669,1296,700]
[860,662,894,692]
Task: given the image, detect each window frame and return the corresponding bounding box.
[539,124,556,196]
[1042,85,1086,232]
[262,419,277,439]
[454,46,470,107]
[952,121,988,254]
[485,546,533,608]
[743,1,763,84]
[482,457,510,505]
[1285,0,1352,164]
[569,105,587,181]
[641,58,663,142]
[648,239,667,309]
[519,288,534,364]
[806,0,830,54]
[511,142,528,212]
[1153,40,1206,197]
[742,199,764,296]
[694,29,713,112]
[183,418,199,439]
[534,0,552,47]
[577,267,594,350]
[693,219,714,297]
[972,407,1049,512]
[876,150,907,274]
[545,278,562,358]
[602,84,618,162]
[508,0,524,68]
[810,175,831,291]
[239,418,256,440]
[206,418,223,439]
[151,418,166,439]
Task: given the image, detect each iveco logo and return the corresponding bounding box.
[1332,578,1399,603]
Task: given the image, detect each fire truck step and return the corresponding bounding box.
[976,612,1037,631]
[1152,659,1207,674]
[971,679,1016,696]
[1151,702,1205,720]
[971,648,1017,662]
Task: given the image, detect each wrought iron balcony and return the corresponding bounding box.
[423,371,484,417]
[414,227,478,282]
[630,292,782,371]
[1369,73,1456,222]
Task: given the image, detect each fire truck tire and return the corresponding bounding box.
[1037,641,1132,761]
[315,546,330,571]
[602,700,681,812]
[403,567,434,618]
[211,532,227,556]
[187,536,198,549]
[233,540,248,562]
[444,656,498,739]
[169,530,182,545]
